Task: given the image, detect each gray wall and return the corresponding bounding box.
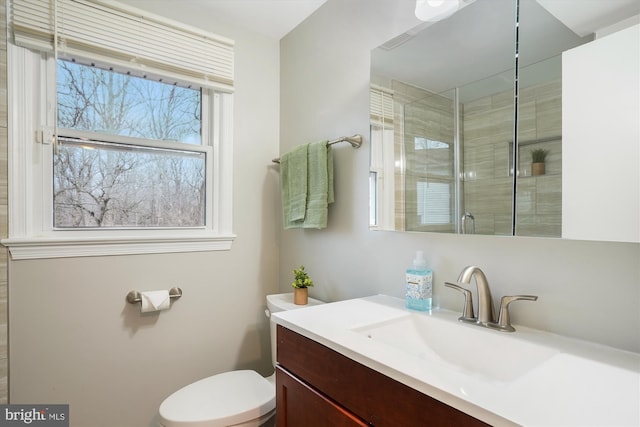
[279,0,639,352]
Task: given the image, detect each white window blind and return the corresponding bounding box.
[416,181,451,225]
[370,85,394,126]
[9,0,234,90]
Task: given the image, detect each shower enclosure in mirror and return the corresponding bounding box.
[369,0,640,241]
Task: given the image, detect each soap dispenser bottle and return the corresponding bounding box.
[405,251,433,311]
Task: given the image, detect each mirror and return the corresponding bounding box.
[370,0,639,242]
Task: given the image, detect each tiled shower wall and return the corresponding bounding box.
[392,80,456,232]
[463,88,515,235]
[516,80,562,237]
[393,77,561,237]
[464,79,562,237]
[0,0,9,403]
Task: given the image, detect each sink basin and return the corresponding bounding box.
[352,312,557,382]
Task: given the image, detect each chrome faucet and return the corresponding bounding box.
[446,266,538,332]
[457,265,494,325]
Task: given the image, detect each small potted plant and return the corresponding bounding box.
[291,265,314,305]
[531,148,549,176]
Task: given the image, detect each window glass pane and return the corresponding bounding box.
[416,181,451,225]
[54,138,206,228]
[414,137,452,177]
[57,60,202,144]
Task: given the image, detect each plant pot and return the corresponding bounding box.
[293,287,308,305]
[531,162,545,176]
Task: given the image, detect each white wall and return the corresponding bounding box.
[9,3,282,426]
[279,0,640,352]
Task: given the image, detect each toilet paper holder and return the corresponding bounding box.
[126,287,183,305]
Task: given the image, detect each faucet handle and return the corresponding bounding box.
[444,282,475,321]
[490,295,538,332]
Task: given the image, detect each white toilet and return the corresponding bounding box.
[158,293,324,427]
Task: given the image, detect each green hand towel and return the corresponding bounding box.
[327,146,334,204]
[280,144,308,228]
[303,140,333,229]
[280,141,333,229]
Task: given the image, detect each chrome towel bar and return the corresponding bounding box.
[272,134,362,164]
[126,287,183,304]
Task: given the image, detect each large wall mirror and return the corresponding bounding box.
[369,0,639,242]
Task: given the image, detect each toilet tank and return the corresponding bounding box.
[266,293,324,367]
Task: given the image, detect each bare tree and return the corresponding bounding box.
[57,61,138,134]
[54,143,142,226]
[132,80,201,142]
[54,60,205,227]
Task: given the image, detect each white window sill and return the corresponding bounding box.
[1,233,236,260]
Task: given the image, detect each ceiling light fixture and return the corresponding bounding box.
[415,0,475,22]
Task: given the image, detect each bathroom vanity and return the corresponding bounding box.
[276,325,488,426]
[272,295,640,426]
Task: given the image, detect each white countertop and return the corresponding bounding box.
[271,295,640,427]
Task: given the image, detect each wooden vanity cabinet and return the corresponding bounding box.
[276,366,370,426]
[276,325,490,427]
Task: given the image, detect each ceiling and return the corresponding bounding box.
[535,0,640,37]
[116,0,327,39]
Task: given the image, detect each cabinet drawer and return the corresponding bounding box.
[277,325,490,427]
[276,366,369,427]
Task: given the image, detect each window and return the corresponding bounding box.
[3,0,235,259]
[369,85,395,229]
[416,181,451,225]
[55,60,207,229]
[406,137,455,231]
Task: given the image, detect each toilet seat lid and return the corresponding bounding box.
[159,370,275,427]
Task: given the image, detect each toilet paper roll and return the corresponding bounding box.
[140,290,171,313]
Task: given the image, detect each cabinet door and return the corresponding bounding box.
[276,366,369,427]
[277,325,491,427]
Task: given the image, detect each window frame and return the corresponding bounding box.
[2,46,235,260]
